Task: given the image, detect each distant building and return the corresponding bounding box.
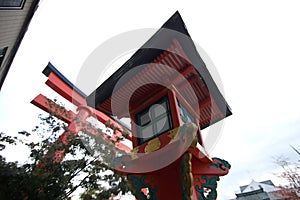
[0,0,40,90]
[235,180,286,200]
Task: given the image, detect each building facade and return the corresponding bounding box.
[0,0,40,89]
[235,180,286,200]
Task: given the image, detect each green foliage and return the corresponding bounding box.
[0,111,132,200]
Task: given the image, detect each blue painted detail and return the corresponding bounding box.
[210,157,231,170]
[195,176,219,200]
[42,62,87,98]
[195,158,231,200]
[127,175,158,200]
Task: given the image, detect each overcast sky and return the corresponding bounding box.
[1,0,300,199]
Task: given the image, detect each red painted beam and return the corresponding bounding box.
[45,72,132,141]
[31,94,74,124]
[38,106,93,166]
[191,156,229,176]
[74,119,131,153]
[46,72,86,106]
[93,109,132,141]
[31,94,132,148]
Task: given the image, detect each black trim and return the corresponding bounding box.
[42,62,87,98]
[236,188,266,197]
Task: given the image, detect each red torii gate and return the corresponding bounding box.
[31,63,131,166]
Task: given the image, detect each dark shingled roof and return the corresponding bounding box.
[86,11,232,128]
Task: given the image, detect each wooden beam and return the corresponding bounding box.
[31,94,74,123]
[46,72,86,106]
[31,94,132,147]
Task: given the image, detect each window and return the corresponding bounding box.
[0,47,8,67]
[136,97,172,145]
[0,0,25,9]
[178,99,202,144]
[178,99,196,124]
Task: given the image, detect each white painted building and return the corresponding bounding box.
[235,180,284,200]
[0,0,40,89]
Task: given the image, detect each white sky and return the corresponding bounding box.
[1,0,300,199]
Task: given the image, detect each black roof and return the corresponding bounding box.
[43,62,87,98]
[87,11,232,122]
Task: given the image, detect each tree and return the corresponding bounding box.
[273,155,300,199]
[0,110,132,200]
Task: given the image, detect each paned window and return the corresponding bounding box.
[136,97,172,145]
[0,0,25,9]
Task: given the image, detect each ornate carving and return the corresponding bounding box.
[194,158,231,200]
[190,135,198,148]
[195,176,219,200]
[210,157,231,170]
[127,175,158,200]
[168,123,198,145]
[179,152,194,200]
[131,146,139,159]
[168,127,179,144]
[144,137,161,153]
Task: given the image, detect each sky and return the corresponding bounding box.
[1,0,300,199]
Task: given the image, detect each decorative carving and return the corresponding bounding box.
[179,152,194,200]
[127,175,158,200]
[210,157,231,170]
[195,176,219,200]
[168,127,179,144]
[190,135,198,148]
[168,123,198,145]
[131,146,139,159]
[194,158,231,200]
[144,137,161,153]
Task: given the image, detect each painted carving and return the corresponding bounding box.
[144,137,161,154]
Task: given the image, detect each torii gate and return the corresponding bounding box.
[31,11,232,200]
[31,62,132,166]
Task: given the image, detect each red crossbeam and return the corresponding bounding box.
[31,94,74,123]
[44,71,132,141]
[31,94,131,152]
[46,72,86,106]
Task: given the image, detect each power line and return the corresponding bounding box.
[290,145,300,156]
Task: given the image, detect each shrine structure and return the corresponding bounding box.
[31,11,232,200]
